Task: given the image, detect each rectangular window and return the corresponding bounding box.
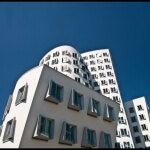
[103,88,110,94]
[74,68,79,74]
[59,121,77,145]
[73,60,78,66]
[124,142,130,148]
[103,103,115,122]
[3,117,16,142]
[75,77,80,83]
[105,65,112,69]
[89,54,95,59]
[45,80,63,104]
[91,67,97,72]
[68,89,84,111]
[135,136,141,143]
[104,58,110,63]
[133,126,139,133]
[97,59,103,64]
[104,133,112,148]
[81,127,96,148]
[72,53,77,58]
[33,114,54,141]
[139,114,146,120]
[62,50,69,55]
[15,83,28,106]
[129,107,134,113]
[143,135,150,142]
[137,105,144,111]
[131,116,137,123]
[83,74,87,80]
[141,124,148,131]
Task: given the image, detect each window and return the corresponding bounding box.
[109,79,115,84]
[33,114,54,141]
[62,50,69,55]
[93,81,99,87]
[46,62,49,66]
[124,142,130,148]
[113,96,120,102]
[3,117,16,142]
[129,107,134,113]
[141,124,148,131]
[103,53,109,57]
[107,72,114,77]
[53,51,59,57]
[133,126,139,133]
[98,66,104,70]
[91,67,97,72]
[40,59,44,65]
[97,59,103,64]
[87,97,101,117]
[44,80,63,104]
[99,73,106,77]
[62,57,69,63]
[72,53,77,58]
[59,121,77,145]
[2,95,12,121]
[62,65,69,72]
[104,58,110,63]
[103,103,115,122]
[99,131,112,148]
[101,80,108,85]
[81,127,97,148]
[15,83,28,106]
[68,89,84,111]
[131,116,137,123]
[89,54,95,59]
[96,53,102,57]
[139,114,146,120]
[74,68,79,74]
[83,56,88,60]
[121,129,129,137]
[137,105,144,111]
[105,65,112,69]
[51,59,59,65]
[83,74,87,80]
[115,142,120,148]
[73,60,78,66]
[143,135,150,142]
[103,88,110,94]
[92,74,98,79]
[118,117,126,124]
[90,61,95,65]
[75,77,80,83]
[111,87,118,93]
[53,66,58,71]
[135,136,141,143]
[45,55,50,61]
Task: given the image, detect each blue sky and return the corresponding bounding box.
[0,2,150,124]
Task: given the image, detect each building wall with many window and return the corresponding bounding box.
[81,50,134,148]
[124,97,150,148]
[0,65,119,148]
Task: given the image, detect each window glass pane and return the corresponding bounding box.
[51,82,56,97]
[104,134,110,148]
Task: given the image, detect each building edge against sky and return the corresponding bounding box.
[124,96,150,148]
[0,45,149,148]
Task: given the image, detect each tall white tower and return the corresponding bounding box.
[81,49,135,148]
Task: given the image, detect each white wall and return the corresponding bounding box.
[19,65,120,148]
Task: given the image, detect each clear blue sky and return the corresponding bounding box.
[0,2,150,124]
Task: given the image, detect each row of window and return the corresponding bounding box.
[130,114,146,123]
[99,72,114,77]
[2,115,112,148]
[102,87,118,94]
[133,124,148,133]
[135,135,150,144]
[3,80,116,123]
[116,129,130,137]
[90,65,112,72]
[83,53,109,60]
[115,141,133,148]
[129,105,144,114]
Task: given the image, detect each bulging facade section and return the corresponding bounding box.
[39,45,94,90]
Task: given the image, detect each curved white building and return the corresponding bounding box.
[81,49,135,148]
[39,45,95,90]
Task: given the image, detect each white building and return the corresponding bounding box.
[124,97,150,148]
[0,47,120,148]
[81,49,135,148]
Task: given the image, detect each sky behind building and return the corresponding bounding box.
[0,2,150,125]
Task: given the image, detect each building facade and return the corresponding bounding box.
[0,49,120,148]
[81,50,135,148]
[124,97,150,148]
